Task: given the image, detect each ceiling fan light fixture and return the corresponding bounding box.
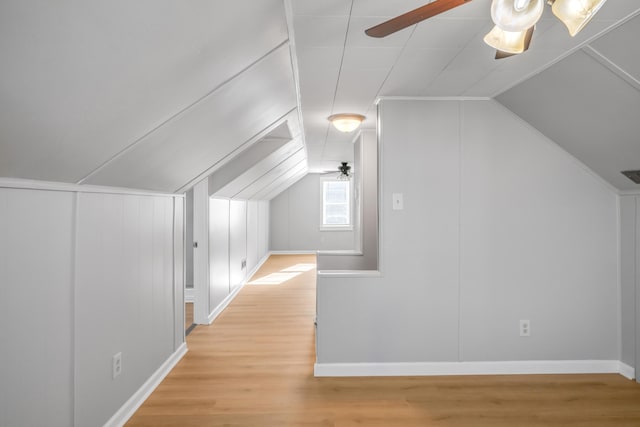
[328,113,366,133]
[550,0,608,36]
[483,25,532,54]
[491,0,544,31]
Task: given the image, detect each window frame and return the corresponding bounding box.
[319,176,353,231]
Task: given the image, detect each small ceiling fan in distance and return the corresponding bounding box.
[365,0,608,59]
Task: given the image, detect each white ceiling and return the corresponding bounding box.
[291,0,640,181]
[1,1,638,193]
[0,0,305,193]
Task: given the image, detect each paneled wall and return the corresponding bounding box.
[317,99,620,365]
[0,188,75,427]
[0,185,183,427]
[620,195,639,379]
[201,195,270,323]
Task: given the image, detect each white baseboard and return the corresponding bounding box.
[184,288,195,303]
[314,360,629,378]
[619,362,635,380]
[104,343,188,427]
[207,283,244,324]
[205,253,271,324]
[269,250,317,255]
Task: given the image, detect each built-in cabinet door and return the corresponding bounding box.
[230,200,247,291]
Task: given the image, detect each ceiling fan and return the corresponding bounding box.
[365,0,608,59]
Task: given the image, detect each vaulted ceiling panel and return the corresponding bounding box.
[233,148,307,200]
[253,160,309,201]
[496,49,640,191]
[591,14,640,83]
[83,45,297,192]
[0,0,289,184]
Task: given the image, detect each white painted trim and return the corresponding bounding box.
[619,362,635,380]
[620,189,640,196]
[317,250,363,256]
[206,252,271,324]
[269,250,317,255]
[104,343,188,427]
[184,288,195,303]
[317,270,382,278]
[0,177,184,197]
[246,252,271,282]
[207,282,244,324]
[314,360,627,378]
[376,96,491,104]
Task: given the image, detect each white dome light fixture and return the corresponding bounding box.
[328,113,366,133]
[491,0,544,32]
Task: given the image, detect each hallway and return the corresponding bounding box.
[126,254,640,427]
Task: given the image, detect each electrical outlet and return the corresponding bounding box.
[241,259,247,269]
[519,320,530,337]
[112,352,122,379]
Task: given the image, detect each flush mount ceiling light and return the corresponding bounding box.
[328,113,365,133]
[364,0,608,59]
[337,162,352,180]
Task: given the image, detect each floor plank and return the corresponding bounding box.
[126,254,640,426]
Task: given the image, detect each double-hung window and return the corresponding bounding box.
[321,178,351,229]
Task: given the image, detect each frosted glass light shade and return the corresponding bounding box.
[484,25,532,54]
[551,0,608,36]
[491,0,544,32]
[328,114,365,133]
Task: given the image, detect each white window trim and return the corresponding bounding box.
[319,176,353,231]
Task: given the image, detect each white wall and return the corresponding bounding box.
[620,195,639,379]
[270,174,356,251]
[0,188,74,427]
[0,185,183,427]
[317,130,378,270]
[316,99,620,365]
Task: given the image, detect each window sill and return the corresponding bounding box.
[319,225,353,232]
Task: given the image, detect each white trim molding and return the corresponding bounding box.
[207,283,244,324]
[206,252,271,324]
[619,362,635,380]
[314,360,631,378]
[0,177,184,197]
[104,343,188,427]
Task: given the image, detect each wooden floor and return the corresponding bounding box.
[185,302,193,330]
[127,254,640,427]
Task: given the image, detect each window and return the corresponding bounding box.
[321,179,351,229]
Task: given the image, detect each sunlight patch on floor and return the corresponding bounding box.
[247,271,302,285]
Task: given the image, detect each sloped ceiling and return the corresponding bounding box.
[0,0,305,193]
[496,13,640,191]
[291,0,640,189]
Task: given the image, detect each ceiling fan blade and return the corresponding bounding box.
[494,26,535,60]
[365,0,474,38]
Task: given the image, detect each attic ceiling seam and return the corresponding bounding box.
[75,40,290,187]
[582,46,640,92]
[174,107,298,194]
[321,0,355,161]
[284,0,309,161]
[488,7,640,99]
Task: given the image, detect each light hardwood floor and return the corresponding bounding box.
[184,302,193,330]
[127,254,640,426]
